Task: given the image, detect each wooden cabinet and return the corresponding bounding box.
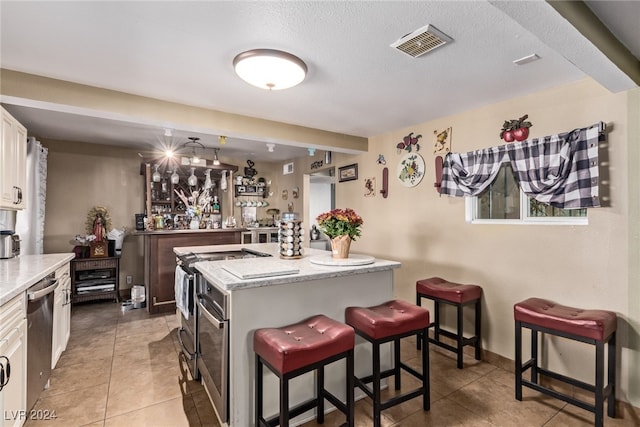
[70,257,120,304]
[143,230,241,314]
[52,263,71,369]
[0,106,27,210]
[0,293,27,427]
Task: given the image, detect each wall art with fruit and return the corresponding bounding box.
[396,132,422,153]
[500,114,533,142]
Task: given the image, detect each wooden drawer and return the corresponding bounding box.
[0,292,26,337]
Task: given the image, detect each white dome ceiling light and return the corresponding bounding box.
[233,49,308,90]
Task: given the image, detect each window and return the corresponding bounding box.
[465,163,587,225]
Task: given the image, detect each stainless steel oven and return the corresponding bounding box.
[175,247,271,418]
[197,277,229,423]
[175,258,199,380]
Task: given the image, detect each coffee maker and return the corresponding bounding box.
[0,209,20,259]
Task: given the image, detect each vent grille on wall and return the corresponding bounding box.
[283,162,294,175]
[390,24,453,58]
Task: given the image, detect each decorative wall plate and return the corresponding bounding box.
[397,153,425,187]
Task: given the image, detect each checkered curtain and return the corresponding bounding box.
[440,123,602,209]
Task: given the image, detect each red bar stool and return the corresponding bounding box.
[253,314,355,427]
[416,277,482,368]
[345,300,430,427]
[514,298,617,427]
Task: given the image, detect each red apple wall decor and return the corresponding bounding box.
[500,114,533,142]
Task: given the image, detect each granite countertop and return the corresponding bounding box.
[0,253,76,305]
[175,243,401,292]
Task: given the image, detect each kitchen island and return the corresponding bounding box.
[174,243,400,427]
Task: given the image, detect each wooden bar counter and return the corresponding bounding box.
[135,228,243,313]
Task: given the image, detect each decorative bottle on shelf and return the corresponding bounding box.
[212,196,220,214]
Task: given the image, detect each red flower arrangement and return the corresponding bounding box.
[316,208,363,241]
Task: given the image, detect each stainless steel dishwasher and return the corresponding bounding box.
[26,273,58,411]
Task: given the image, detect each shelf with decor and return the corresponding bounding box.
[141,161,238,219]
[234,184,266,197]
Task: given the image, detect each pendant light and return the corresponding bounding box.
[213,148,221,166]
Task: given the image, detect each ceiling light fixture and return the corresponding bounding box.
[219,135,227,145]
[233,49,307,90]
[308,147,316,156]
[164,128,172,137]
[213,148,221,166]
[513,53,541,65]
[183,137,204,165]
[266,143,275,152]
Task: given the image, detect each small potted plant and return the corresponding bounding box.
[316,208,363,258]
[500,114,533,142]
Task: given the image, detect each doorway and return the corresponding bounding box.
[306,168,335,250]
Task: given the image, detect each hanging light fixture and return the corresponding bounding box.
[183,137,204,165]
[266,143,275,152]
[213,148,221,166]
[233,49,307,90]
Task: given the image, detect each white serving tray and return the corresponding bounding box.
[309,254,375,266]
[222,259,299,279]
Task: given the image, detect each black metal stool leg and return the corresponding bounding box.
[280,372,289,427]
[474,298,482,361]
[421,326,430,410]
[346,349,355,427]
[607,332,616,418]
[256,355,263,426]
[531,330,538,384]
[394,337,401,390]
[416,293,423,350]
[595,340,605,427]
[515,320,523,401]
[372,340,381,427]
[317,365,324,423]
[456,302,464,369]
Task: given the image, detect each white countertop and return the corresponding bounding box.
[0,253,76,305]
[174,242,401,292]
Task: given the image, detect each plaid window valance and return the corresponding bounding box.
[440,123,602,209]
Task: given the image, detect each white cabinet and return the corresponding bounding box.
[0,293,27,427]
[0,106,27,210]
[52,263,71,368]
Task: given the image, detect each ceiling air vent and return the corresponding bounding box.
[390,24,453,58]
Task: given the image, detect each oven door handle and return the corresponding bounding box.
[197,300,224,329]
[177,328,196,360]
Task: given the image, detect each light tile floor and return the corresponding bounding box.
[25,302,639,427]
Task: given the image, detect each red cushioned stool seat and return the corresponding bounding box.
[254,314,355,427]
[416,277,482,368]
[345,300,430,427]
[514,298,617,427]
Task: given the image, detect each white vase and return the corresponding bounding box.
[190,218,200,229]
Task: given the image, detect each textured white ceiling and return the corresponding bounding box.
[0,1,638,162]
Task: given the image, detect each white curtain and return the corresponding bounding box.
[16,137,48,255]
